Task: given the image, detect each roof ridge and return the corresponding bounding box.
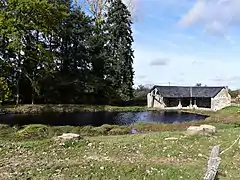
[153,85,225,88]
[151,86,226,98]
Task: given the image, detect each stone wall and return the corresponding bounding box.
[147,89,165,108]
[147,93,153,107]
[211,88,231,111]
[153,94,165,108]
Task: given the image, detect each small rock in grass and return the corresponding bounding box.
[131,128,140,134]
[164,137,178,141]
[54,133,81,141]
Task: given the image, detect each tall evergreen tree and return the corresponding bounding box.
[106,0,134,101]
[49,4,93,103]
[88,15,108,104]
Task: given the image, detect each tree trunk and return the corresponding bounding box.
[31,90,34,104]
[16,79,19,106]
[16,51,21,106]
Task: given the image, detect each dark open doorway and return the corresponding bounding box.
[196,98,211,108]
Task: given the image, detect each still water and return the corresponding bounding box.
[0,111,208,126]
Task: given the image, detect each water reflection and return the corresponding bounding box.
[0,111,208,126]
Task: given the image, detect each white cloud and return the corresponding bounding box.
[179,0,240,35]
[179,0,206,26]
[192,60,204,65]
[204,21,226,36]
[225,35,236,44]
[150,58,171,66]
[210,76,240,89]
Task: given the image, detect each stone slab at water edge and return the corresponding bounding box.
[147,85,231,111]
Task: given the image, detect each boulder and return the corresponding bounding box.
[186,125,216,135]
[186,126,204,135]
[200,124,216,134]
[54,133,81,141]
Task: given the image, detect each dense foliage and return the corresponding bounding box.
[0,0,134,105]
[229,89,240,99]
[0,77,11,103]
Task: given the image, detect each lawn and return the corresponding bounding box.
[0,105,240,179]
[1,127,240,179]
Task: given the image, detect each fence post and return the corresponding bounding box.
[203,145,221,180]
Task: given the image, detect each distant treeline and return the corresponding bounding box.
[229,89,240,98]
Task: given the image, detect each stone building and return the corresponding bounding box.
[147,86,231,111]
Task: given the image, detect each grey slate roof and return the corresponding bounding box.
[150,86,225,98]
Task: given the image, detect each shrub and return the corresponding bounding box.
[15,124,49,139]
[77,125,96,136]
[93,124,119,135]
[108,127,130,135]
[0,124,16,138]
[0,77,11,104]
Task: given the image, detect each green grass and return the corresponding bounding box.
[1,128,240,179]
[0,124,133,141]
[1,105,240,179]
[0,104,154,114]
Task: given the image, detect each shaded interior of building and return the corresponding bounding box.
[163,97,211,108]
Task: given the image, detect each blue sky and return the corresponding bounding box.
[131,0,240,90]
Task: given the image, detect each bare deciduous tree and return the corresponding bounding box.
[84,0,107,20]
[81,0,140,21]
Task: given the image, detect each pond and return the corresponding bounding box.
[0,111,208,126]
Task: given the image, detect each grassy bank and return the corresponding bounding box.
[0,104,154,114]
[0,124,133,141]
[1,127,240,179]
[1,106,240,179]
